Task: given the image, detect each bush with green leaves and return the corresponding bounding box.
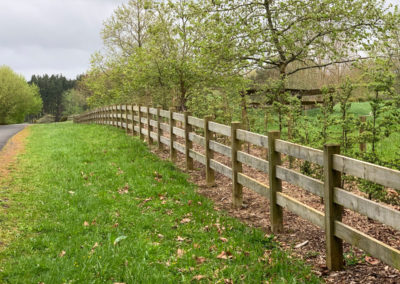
[0,66,42,124]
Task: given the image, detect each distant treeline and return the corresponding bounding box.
[29,74,88,121]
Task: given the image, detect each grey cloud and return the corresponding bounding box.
[0,0,124,79]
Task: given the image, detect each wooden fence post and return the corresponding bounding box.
[138,104,143,140]
[184,111,193,171]
[231,122,243,208]
[359,116,366,152]
[130,104,134,135]
[204,115,215,187]
[113,105,117,127]
[119,104,123,128]
[147,106,152,144]
[169,107,176,162]
[157,106,162,150]
[324,144,343,271]
[268,131,283,233]
[115,106,118,127]
[124,105,128,133]
[109,106,112,126]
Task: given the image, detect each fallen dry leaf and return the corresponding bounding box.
[91,219,97,226]
[192,275,206,281]
[83,221,89,227]
[177,248,185,258]
[158,234,164,239]
[118,184,130,195]
[90,242,99,253]
[224,279,233,284]
[195,256,206,264]
[193,243,200,249]
[117,168,124,175]
[188,200,192,206]
[216,251,233,260]
[365,256,380,265]
[177,236,185,242]
[68,191,75,195]
[59,250,66,257]
[219,237,228,243]
[113,223,119,228]
[180,218,191,224]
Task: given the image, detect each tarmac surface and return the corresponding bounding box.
[0,124,28,150]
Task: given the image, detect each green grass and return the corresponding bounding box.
[0,123,320,283]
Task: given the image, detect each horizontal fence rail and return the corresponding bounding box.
[75,104,400,272]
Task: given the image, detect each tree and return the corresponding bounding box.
[29,74,76,121]
[62,89,88,116]
[206,0,395,86]
[0,66,42,124]
[335,78,356,153]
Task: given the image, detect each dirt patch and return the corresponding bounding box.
[145,135,400,284]
[0,127,30,179]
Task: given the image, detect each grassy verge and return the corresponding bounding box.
[0,122,320,283]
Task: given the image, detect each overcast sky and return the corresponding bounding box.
[0,0,398,81]
[0,0,124,80]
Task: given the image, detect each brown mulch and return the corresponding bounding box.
[144,131,400,284]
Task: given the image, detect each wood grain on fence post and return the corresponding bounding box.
[129,104,133,135]
[169,107,176,162]
[184,111,193,171]
[231,122,243,208]
[114,105,118,127]
[359,116,366,152]
[147,106,152,144]
[138,104,143,140]
[116,105,119,127]
[268,131,283,233]
[111,105,115,127]
[157,106,162,150]
[204,115,215,187]
[324,144,343,271]
[110,107,112,125]
[119,104,123,128]
[124,105,128,133]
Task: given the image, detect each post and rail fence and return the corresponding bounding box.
[74,104,400,272]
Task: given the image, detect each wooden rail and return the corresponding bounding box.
[75,105,400,271]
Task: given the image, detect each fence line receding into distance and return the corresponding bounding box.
[74,104,400,272]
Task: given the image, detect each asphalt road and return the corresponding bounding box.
[0,124,28,150]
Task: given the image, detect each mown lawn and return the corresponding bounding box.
[0,122,320,283]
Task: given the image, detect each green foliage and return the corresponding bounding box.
[62,89,88,116]
[29,74,76,121]
[335,78,357,153]
[0,123,320,283]
[361,58,396,153]
[0,66,42,124]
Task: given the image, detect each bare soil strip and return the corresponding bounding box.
[0,127,30,180]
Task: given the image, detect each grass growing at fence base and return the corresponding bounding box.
[0,122,319,283]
